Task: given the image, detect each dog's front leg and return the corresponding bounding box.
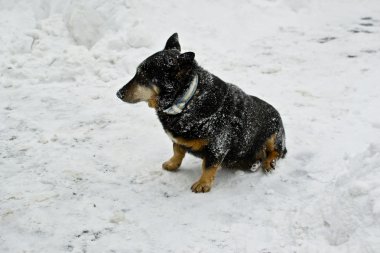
[191,131,230,193]
[162,143,186,171]
[191,159,220,193]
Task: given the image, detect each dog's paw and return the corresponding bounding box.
[262,159,276,174]
[191,180,212,193]
[162,160,180,171]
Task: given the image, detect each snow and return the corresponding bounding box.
[1,0,380,252]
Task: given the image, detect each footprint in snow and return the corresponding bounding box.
[361,49,377,54]
[349,28,372,34]
[360,23,374,27]
[318,36,336,44]
[349,17,377,34]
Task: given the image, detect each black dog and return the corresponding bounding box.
[117,33,287,193]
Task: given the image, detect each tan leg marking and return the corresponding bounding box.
[162,143,186,171]
[191,160,219,193]
[262,134,280,173]
[255,148,266,161]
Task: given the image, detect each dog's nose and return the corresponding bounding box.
[116,90,124,99]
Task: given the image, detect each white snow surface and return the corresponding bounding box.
[1,0,380,252]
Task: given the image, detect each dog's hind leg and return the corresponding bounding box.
[262,133,281,173]
[191,159,219,193]
[162,143,186,171]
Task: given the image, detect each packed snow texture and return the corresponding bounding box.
[1,0,380,252]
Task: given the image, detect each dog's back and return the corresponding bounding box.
[221,84,287,169]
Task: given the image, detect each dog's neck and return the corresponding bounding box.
[162,74,199,115]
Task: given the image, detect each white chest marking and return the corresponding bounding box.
[165,131,178,143]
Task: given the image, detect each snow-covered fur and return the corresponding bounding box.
[117,33,287,191]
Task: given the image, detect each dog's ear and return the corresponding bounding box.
[178,52,195,66]
[164,33,181,51]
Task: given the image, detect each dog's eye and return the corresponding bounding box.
[165,58,175,66]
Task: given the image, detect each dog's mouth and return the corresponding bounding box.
[122,99,140,104]
[116,90,140,104]
[117,83,158,105]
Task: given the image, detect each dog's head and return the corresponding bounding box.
[117,33,196,106]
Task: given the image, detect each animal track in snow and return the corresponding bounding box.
[318,36,336,43]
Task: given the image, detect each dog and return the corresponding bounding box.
[117,33,287,193]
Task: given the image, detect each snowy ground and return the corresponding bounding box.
[1,0,380,252]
